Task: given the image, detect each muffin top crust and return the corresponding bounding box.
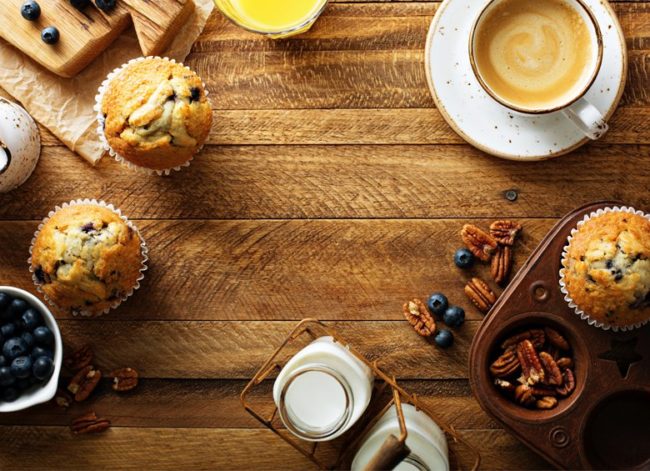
[31,204,143,316]
[562,211,650,328]
[101,58,212,171]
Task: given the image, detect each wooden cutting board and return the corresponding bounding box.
[0,0,195,78]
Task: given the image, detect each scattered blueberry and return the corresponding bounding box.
[21,1,41,21]
[41,26,60,45]
[434,329,454,348]
[70,0,91,9]
[2,387,19,402]
[5,298,28,321]
[443,306,465,328]
[3,337,28,360]
[20,332,35,349]
[0,366,15,387]
[0,293,10,311]
[454,248,475,269]
[31,346,53,361]
[10,356,32,379]
[0,323,15,338]
[427,293,448,319]
[20,308,42,331]
[33,326,53,346]
[32,356,53,381]
[95,0,116,12]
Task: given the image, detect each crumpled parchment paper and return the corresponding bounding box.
[0,0,214,165]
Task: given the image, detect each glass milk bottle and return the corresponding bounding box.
[351,403,449,471]
[273,336,374,441]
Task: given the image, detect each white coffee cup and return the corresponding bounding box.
[469,0,607,140]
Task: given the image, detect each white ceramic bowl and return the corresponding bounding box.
[0,286,62,412]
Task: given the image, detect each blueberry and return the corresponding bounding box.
[69,0,91,9]
[2,337,28,360]
[427,293,448,319]
[15,378,32,391]
[95,0,116,12]
[31,346,53,361]
[32,356,53,381]
[33,326,53,346]
[21,1,41,21]
[454,248,475,269]
[5,298,28,321]
[0,293,11,311]
[20,332,35,349]
[0,355,5,366]
[434,329,454,348]
[1,387,19,402]
[190,87,201,102]
[10,356,32,379]
[41,26,60,45]
[0,366,15,387]
[20,308,42,331]
[0,323,15,338]
[443,306,465,328]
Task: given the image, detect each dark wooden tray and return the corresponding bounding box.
[469,201,650,470]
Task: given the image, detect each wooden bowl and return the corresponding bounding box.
[469,201,650,470]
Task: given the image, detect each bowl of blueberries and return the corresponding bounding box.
[0,286,61,412]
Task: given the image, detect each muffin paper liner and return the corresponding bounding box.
[28,199,149,317]
[559,206,650,332]
[94,56,210,176]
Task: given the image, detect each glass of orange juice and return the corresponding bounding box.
[214,0,329,38]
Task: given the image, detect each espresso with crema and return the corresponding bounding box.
[473,0,595,110]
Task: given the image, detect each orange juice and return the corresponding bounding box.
[215,0,328,37]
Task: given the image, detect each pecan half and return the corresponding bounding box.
[68,365,102,402]
[70,411,111,435]
[514,384,536,407]
[501,329,545,350]
[490,245,512,285]
[110,368,139,392]
[536,396,558,410]
[539,352,563,386]
[544,327,570,351]
[556,369,576,397]
[556,357,573,371]
[403,299,436,337]
[54,388,73,409]
[490,349,520,378]
[530,386,558,397]
[64,344,94,372]
[489,220,522,246]
[464,278,497,313]
[494,379,516,394]
[461,224,498,262]
[516,340,545,385]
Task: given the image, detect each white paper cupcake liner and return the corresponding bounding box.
[559,205,650,332]
[94,56,211,176]
[28,199,149,317]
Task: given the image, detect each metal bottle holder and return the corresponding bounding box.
[241,319,481,470]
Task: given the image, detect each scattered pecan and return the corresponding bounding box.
[54,388,73,409]
[464,278,497,313]
[403,299,436,337]
[489,220,522,246]
[490,245,512,285]
[68,365,102,402]
[490,349,520,378]
[539,352,563,386]
[461,224,498,262]
[501,329,545,350]
[556,357,573,371]
[494,379,516,394]
[516,340,545,385]
[556,369,576,397]
[544,327,570,351]
[514,384,536,407]
[70,411,111,435]
[536,396,558,410]
[110,368,139,392]
[64,344,94,372]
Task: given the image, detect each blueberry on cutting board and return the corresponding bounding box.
[41,27,60,45]
[95,0,117,12]
[70,0,91,9]
[21,1,41,21]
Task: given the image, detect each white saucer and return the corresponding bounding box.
[425,0,627,160]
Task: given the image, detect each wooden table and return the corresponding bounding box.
[1,1,648,469]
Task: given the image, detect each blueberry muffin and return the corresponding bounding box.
[100,57,212,171]
[30,204,144,316]
[561,211,650,329]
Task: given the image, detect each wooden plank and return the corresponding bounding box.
[0,426,551,470]
[3,218,552,321]
[1,145,648,220]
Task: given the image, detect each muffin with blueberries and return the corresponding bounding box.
[30,202,146,317]
[97,57,212,172]
[560,209,650,330]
